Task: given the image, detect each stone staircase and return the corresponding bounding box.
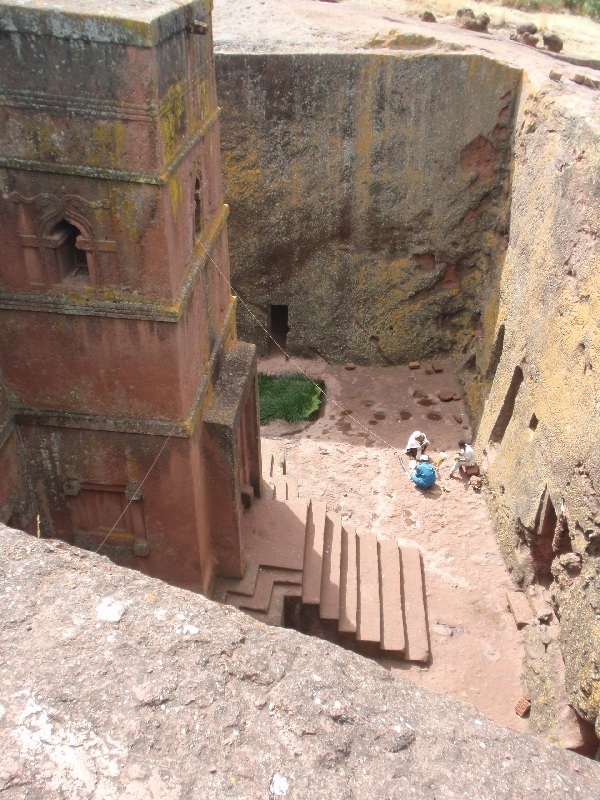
[212,452,430,662]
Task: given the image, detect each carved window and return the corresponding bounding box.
[194,178,203,235]
[9,192,117,289]
[486,324,505,378]
[50,219,91,285]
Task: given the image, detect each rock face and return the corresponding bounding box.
[471,82,600,742]
[216,53,517,365]
[1,526,599,798]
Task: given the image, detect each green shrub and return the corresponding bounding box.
[258,373,324,424]
[583,0,600,17]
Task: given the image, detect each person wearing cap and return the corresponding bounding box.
[410,455,437,489]
[405,430,429,461]
[449,440,477,478]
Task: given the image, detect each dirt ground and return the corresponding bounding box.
[258,354,528,732]
[214,0,600,77]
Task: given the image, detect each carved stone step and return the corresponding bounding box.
[401,547,430,663]
[272,476,298,501]
[320,513,342,620]
[285,476,298,499]
[262,453,273,485]
[338,525,357,634]
[378,539,405,653]
[212,559,260,601]
[302,501,327,605]
[228,567,303,612]
[244,585,302,627]
[356,533,381,643]
[272,451,286,477]
[244,497,308,571]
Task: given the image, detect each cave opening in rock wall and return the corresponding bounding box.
[534,496,558,589]
[269,304,289,353]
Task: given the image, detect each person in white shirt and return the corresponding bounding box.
[405,431,429,461]
[449,440,477,478]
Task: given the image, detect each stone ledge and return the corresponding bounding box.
[0,108,220,185]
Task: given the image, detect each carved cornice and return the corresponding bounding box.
[0,107,220,185]
[13,297,237,438]
[0,89,157,122]
[0,203,229,321]
[9,192,110,211]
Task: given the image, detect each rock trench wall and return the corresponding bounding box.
[471,79,600,745]
[216,52,519,365]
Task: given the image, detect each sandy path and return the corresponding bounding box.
[259,355,527,732]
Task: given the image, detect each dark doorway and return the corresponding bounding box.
[269,304,289,353]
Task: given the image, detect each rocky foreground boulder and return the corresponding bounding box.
[0,526,598,798]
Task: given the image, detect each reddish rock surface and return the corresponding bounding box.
[0,0,261,594]
[1,525,598,799]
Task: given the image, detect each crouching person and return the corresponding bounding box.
[410,455,437,490]
[449,440,478,479]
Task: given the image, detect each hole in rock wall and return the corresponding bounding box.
[489,365,523,445]
[533,496,557,588]
[487,324,505,378]
[567,709,600,759]
[529,414,539,431]
[552,514,573,558]
[269,305,289,353]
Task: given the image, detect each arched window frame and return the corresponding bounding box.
[40,210,97,286]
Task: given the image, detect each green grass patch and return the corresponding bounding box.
[258,373,324,424]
